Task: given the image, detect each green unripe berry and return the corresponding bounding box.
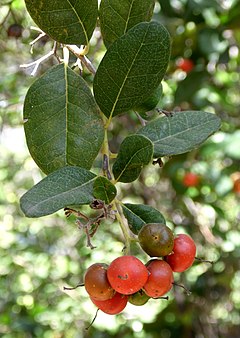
[138,223,174,257]
[128,290,150,306]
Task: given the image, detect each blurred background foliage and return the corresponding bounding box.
[0,0,240,337]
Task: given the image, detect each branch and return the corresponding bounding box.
[30,31,47,53]
[66,44,96,75]
[20,49,55,76]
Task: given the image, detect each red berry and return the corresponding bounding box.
[165,234,196,272]
[84,263,115,301]
[7,24,23,38]
[107,255,149,295]
[233,178,240,194]
[231,172,240,194]
[177,58,194,72]
[90,292,128,315]
[183,172,200,187]
[143,260,173,298]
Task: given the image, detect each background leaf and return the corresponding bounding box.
[99,0,155,48]
[20,166,96,218]
[122,203,166,234]
[175,71,209,105]
[23,64,104,174]
[24,0,98,44]
[93,21,171,119]
[93,176,117,204]
[137,111,221,157]
[112,135,153,183]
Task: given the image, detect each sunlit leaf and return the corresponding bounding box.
[20,166,96,218]
[93,21,171,119]
[137,111,221,157]
[23,64,104,174]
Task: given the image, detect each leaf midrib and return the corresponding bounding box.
[64,64,69,166]
[148,115,219,145]
[124,0,136,34]
[108,24,149,119]
[25,177,96,214]
[66,0,88,44]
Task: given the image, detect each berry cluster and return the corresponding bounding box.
[83,224,196,315]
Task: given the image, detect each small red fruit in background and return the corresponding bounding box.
[231,172,240,194]
[143,260,173,298]
[183,172,200,187]
[165,234,196,272]
[90,292,128,315]
[176,58,194,73]
[84,263,115,301]
[233,179,240,194]
[107,255,149,295]
[7,23,23,38]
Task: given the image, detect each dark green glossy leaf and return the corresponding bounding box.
[24,0,98,44]
[20,166,96,218]
[23,64,104,174]
[93,21,171,119]
[122,203,166,234]
[99,0,155,48]
[93,177,117,204]
[112,135,153,183]
[137,111,221,157]
[135,83,163,116]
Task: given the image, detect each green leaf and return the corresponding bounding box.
[23,64,104,174]
[99,0,155,48]
[122,203,166,234]
[112,135,153,183]
[135,83,163,116]
[93,21,171,119]
[137,111,221,157]
[24,0,98,44]
[20,166,96,218]
[175,71,209,105]
[93,177,117,204]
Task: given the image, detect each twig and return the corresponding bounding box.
[103,154,112,180]
[66,44,96,75]
[20,48,55,76]
[134,111,146,126]
[63,283,84,291]
[195,257,215,265]
[172,282,191,295]
[85,309,99,330]
[152,158,164,167]
[64,207,89,220]
[156,108,174,117]
[30,31,47,53]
